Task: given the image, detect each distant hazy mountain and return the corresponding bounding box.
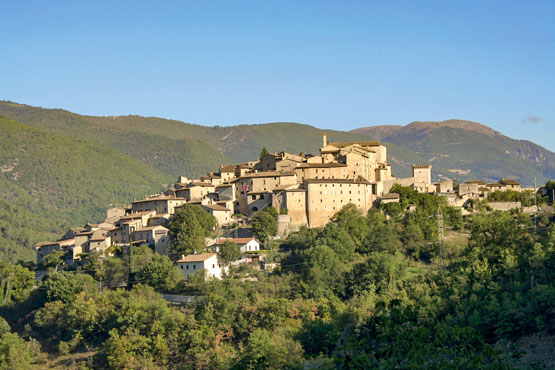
[351,119,555,186]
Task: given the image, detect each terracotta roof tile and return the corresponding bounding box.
[176,253,217,262]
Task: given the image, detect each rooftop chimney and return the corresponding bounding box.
[323,132,328,147]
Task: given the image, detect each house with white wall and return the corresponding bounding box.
[175,253,223,280]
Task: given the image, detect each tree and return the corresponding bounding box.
[218,241,241,265]
[251,211,277,241]
[129,244,155,273]
[0,332,33,370]
[0,319,10,337]
[266,206,278,217]
[137,255,183,292]
[313,223,357,262]
[103,329,158,370]
[40,271,96,303]
[331,203,368,249]
[259,147,269,160]
[42,250,66,271]
[343,252,404,298]
[169,205,217,258]
[238,328,303,369]
[0,262,35,304]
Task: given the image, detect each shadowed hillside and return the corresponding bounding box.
[0,116,171,261]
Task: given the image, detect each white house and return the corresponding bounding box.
[212,237,261,253]
[176,253,223,280]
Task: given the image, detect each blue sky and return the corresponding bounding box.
[1,1,554,150]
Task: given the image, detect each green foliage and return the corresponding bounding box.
[0,115,170,261]
[236,328,303,369]
[0,332,33,370]
[0,319,10,337]
[2,192,555,368]
[42,250,66,271]
[103,329,159,370]
[331,203,368,248]
[218,241,241,265]
[361,209,402,254]
[259,147,269,160]
[168,204,217,257]
[343,252,404,298]
[265,206,278,217]
[129,244,155,273]
[40,271,96,303]
[251,211,277,241]
[488,189,538,206]
[136,255,183,292]
[0,262,34,304]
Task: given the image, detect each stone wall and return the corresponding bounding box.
[488,202,521,211]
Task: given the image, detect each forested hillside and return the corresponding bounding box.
[0,116,170,261]
[3,102,554,187]
[0,190,553,368]
[0,101,421,178]
[352,120,555,186]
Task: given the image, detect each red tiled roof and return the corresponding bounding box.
[214,237,259,245]
[176,253,217,262]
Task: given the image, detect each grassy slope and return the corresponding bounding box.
[0,116,172,261]
[0,101,423,177]
[0,103,231,178]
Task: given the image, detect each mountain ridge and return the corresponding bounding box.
[351,119,555,185]
[2,101,554,186]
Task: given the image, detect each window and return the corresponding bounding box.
[212,264,215,269]
[186,265,189,270]
[193,264,196,269]
[181,265,183,270]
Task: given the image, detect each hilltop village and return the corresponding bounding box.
[36,134,530,275]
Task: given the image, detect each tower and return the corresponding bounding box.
[412,164,432,184]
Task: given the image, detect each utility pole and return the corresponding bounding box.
[437,206,444,266]
[534,178,537,231]
[128,243,133,288]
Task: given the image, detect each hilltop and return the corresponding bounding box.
[352,119,555,186]
[0,116,171,260]
[3,102,553,187]
[0,101,422,179]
